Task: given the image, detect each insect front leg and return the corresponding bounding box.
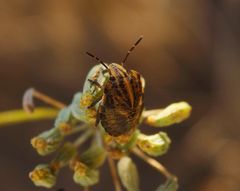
[88,79,102,89]
[87,79,104,108]
[87,96,102,108]
[95,105,101,127]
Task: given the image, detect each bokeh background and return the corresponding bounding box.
[0,0,239,191]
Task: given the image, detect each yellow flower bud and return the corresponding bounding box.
[137,132,171,157]
[144,102,192,127]
[51,143,77,170]
[80,145,106,169]
[72,161,99,187]
[29,164,56,188]
[156,177,178,191]
[70,92,96,124]
[31,128,63,156]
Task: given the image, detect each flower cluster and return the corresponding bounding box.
[29,64,192,191]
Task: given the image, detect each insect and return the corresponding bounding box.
[86,36,145,137]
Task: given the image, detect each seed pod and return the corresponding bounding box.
[137,132,171,157]
[155,177,178,191]
[117,156,140,191]
[144,102,192,127]
[72,161,99,187]
[29,164,56,188]
[51,143,77,171]
[79,145,106,169]
[31,128,63,156]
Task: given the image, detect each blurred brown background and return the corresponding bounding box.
[0,0,240,191]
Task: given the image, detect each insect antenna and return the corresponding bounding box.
[122,35,143,65]
[86,52,109,69]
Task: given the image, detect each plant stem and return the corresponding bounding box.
[23,88,66,113]
[33,89,66,109]
[100,130,122,191]
[64,123,89,136]
[107,155,122,191]
[84,187,90,191]
[132,147,175,179]
[73,129,93,147]
[0,107,58,127]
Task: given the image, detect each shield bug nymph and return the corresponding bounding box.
[86,36,145,137]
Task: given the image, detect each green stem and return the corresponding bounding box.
[64,123,89,136]
[0,107,58,127]
[74,128,93,147]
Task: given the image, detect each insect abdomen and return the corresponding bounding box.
[99,65,144,136]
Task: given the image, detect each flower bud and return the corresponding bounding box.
[51,143,77,171]
[72,161,99,187]
[31,128,63,156]
[145,102,192,127]
[54,107,72,127]
[80,145,106,169]
[137,132,171,157]
[155,177,178,191]
[117,156,140,191]
[29,164,56,188]
[117,130,140,151]
[54,107,80,135]
[70,92,96,124]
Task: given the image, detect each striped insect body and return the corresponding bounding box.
[87,36,145,137]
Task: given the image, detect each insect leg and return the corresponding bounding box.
[95,106,101,127]
[88,79,102,89]
[87,96,102,108]
[102,69,109,75]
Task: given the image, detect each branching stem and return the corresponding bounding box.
[0,107,58,127]
[33,89,66,109]
[22,88,66,112]
[74,129,93,147]
[133,147,176,180]
[106,154,122,191]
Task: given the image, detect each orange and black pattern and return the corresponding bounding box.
[97,63,144,137]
